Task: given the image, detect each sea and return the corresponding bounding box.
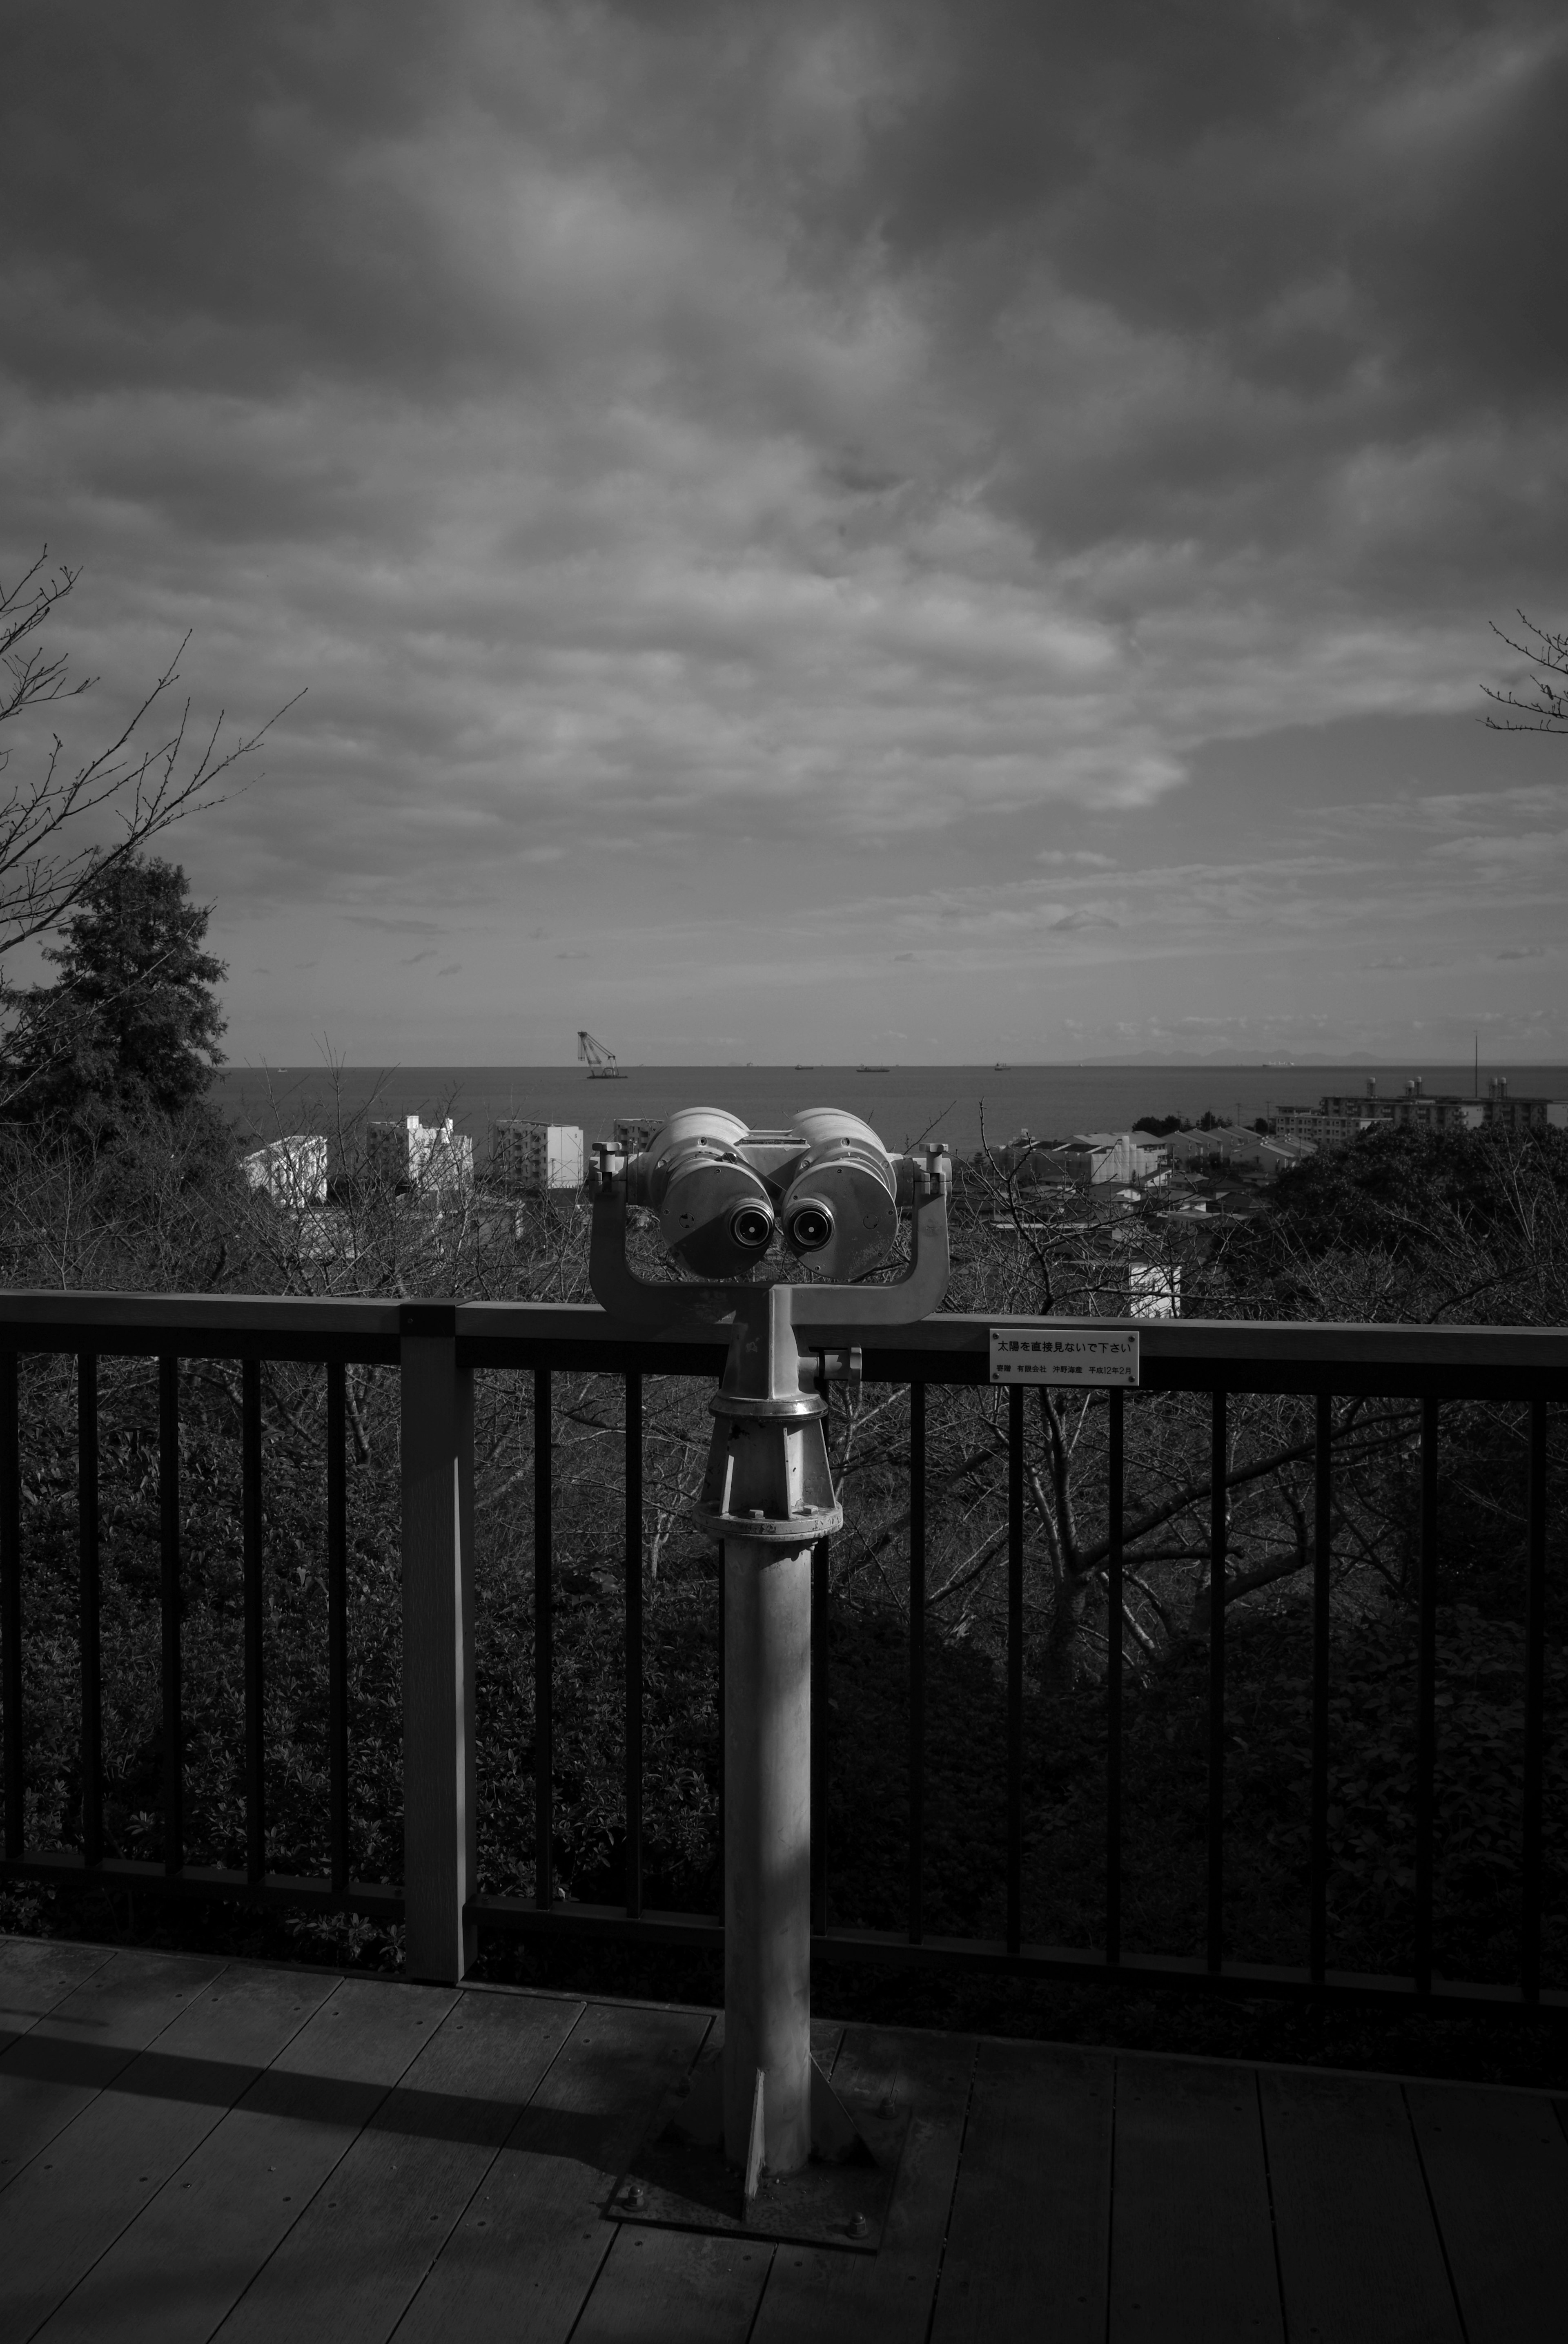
[210,1062,1568,1166]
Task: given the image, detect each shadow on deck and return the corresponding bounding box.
[2,1934,1566,2342]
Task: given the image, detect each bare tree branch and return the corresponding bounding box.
[0,548,304,957]
[1481,611,1568,734]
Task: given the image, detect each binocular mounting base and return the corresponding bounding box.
[609,2055,909,2254]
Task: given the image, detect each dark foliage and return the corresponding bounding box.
[0,1093,1564,2086]
[3,855,226,1142]
[1239,1124,1568,1296]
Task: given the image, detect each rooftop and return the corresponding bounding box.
[4,1935,1565,2342]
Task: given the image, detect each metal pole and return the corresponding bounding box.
[722,1533,813,2179]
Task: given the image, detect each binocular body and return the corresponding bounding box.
[615,1105,904,1280]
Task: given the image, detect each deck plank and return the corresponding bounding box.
[932,2038,1114,2344]
[751,2023,975,2344]
[5,1937,1568,2344]
[1261,2067,1461,2344]
[0,1938,116,2056]
[0,1961,329,2342]
[1109,2055,1283,2344]
[572,2226,775,2344]
[210,1984,574,2344]
[1407,2083,1568,2344]
[0,1949,224,2192]
[35,1974,461,2344]
[392,1996,708,2344]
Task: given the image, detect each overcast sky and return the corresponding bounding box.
[4,1,1566,1065]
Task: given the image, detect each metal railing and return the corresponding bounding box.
[0,1291,1564,2013]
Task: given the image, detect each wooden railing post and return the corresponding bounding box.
[400,1303,476,1983]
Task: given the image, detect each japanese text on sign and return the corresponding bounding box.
[989,1325,1140,1387]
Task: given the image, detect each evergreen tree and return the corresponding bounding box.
[3,855,227,1140]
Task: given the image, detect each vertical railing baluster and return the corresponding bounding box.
[1310,1390,1332,1985]
[399,1307,476,1983]
[1,1349,21,1860]
[1521,1397,1547,2003]
[533,1365,553,1909]
[160,1353,183,1876]
[327,1360,349,1893]
[1414,1394,1439,1996]
[811,1537,829,1935]
[1007,1382,1024,1958]
[78,1354,102,1870]
[625,1371,643,1920]
[716,1536,725,1914]
[242,1357,264,1886]
[1105,1387,1123,1970]
[908,1379,926,1947]
[1207,1387,1227,1973]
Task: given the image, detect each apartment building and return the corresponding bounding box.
[491,1120,586,1193]
[365,1115,474,1195]
[1312,1077,1567,1140]
[1274,1101,1374,1147]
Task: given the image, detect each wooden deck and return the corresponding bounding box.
[2,1936,1566,2343]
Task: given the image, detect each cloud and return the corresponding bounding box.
[1493,945,1546,960]
[4,3,1566,1062]
[1428,830,1568,867]
[1049,905,1119,932]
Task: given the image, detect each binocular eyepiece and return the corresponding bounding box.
[621,1105,910,1280]
[784,1200,833,1253]
[729,1200,775,1253]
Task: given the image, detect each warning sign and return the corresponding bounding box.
[989,1325,1140,1387]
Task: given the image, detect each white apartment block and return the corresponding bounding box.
[1303,1079,1567,1143]
[365,1115,474,1195]
[241,1133,327,1208]
[492,1120,585,1193]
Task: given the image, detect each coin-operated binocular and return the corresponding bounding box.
[622,1105,902,1282]
[589,1108,951,2244]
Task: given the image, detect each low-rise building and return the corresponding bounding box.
[996,1128,1169,1187]
[1047,1258,1183,1317]
[1167,1125,1267,1172]
[1056,1130,1171,1186]
[1258,1135,1317,1178]
[492,1120,586,1194]
[242,1134,327,1209]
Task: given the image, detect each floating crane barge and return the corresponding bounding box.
[577,1028,628,1079]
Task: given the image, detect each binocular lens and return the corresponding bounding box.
[787,1203,833,1251]
[728,1202,775,1251]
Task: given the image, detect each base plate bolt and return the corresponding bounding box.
[847,2211,868,2239]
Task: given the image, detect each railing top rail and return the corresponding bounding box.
[0,1289,1565,1388]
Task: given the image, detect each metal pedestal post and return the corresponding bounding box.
[594,1204,953,2252]
[722,1534,812,2177]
